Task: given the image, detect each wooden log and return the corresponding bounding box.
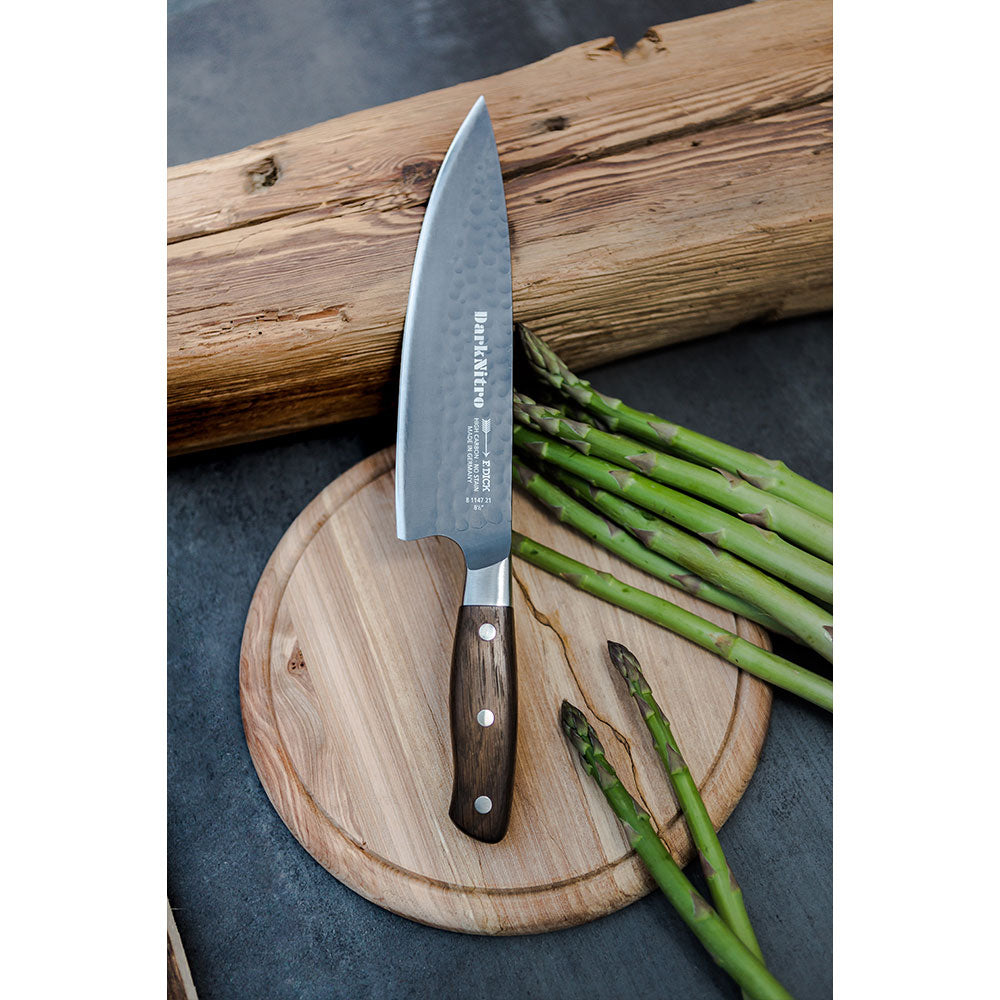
[168,0,831,454]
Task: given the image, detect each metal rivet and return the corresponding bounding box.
[474,795,492,814]
[478,623,497,641]
[477,709,495,727]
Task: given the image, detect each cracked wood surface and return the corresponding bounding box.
[169,0,832,454]
[240,447,771,934]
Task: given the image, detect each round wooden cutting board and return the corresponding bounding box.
[240,447,772,935]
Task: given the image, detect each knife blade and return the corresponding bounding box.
[395,96,516,843]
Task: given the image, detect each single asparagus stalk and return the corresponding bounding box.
[515,533,832,710]
[513,456,794,639]
[519,324,833,522]
[516,393,833,562]
[560,702,794,1000]
[545,464,832,661]
[607,642,766,971]
[513,422,834,606]
[528,383,598,423]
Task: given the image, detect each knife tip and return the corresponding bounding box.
[463,94,493,133]
[470,94,489,120]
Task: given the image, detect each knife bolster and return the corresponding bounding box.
[462,556,511,606]
[448,603,517,843]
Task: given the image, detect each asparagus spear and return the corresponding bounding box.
[513,422,834,606]
[560,702,794,1000]
[544,464,832,661]
[515,393,833,562]
[607,642,765,970]
[513,456,793,638]
[518,324,833,523]
[515,533,833,710]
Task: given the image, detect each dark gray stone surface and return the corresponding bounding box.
[168,2,831,997]
[168,0,745,165]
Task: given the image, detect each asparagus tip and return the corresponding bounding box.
[560,700,605,757]
[516,323,545,366]
[516,322,569,383]
[515,322,538,348]
[607,640,642,681]
[559,700,589,755]
[607,642,658,707]
[561,700,620,791]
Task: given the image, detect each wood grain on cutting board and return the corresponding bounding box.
[240,448,772,934]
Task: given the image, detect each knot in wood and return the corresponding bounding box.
[247,156,280,191]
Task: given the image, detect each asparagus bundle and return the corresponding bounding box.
[561,702,794,1000]
[607,642,765,970]
[513,456,793,639]
[516,393,833,562]
[517,533,833,711]
[541,463,832,661]
[513,421,833,605]
[519,323,833,523]
[511,324,833,712]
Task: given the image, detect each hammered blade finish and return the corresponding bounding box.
[395,97,513,570]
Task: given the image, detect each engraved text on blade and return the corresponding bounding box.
[466,310,492,512]
[473,310,488,408]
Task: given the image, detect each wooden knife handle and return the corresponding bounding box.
[448,604,517,842]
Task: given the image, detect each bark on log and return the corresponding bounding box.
[168,0,831,455]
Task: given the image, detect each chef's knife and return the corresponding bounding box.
[395,97,516,844]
